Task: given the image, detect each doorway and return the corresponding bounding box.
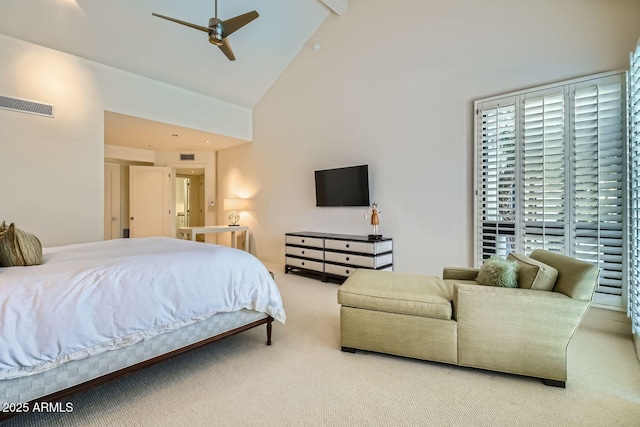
[176,176,190,228]
[176,169,205,233]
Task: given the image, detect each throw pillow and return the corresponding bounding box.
[476,256,519,288]
[506,253,558,291]
[0,223,43,267]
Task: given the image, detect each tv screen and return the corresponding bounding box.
[315,165,370,207]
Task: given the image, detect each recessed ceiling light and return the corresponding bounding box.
[205,140,210,144]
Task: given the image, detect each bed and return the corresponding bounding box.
[0,237,286,418]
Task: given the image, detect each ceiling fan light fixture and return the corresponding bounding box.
[209,35,223,46]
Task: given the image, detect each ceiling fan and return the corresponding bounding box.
[152,0,259,61]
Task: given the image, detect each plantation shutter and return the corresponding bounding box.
[572,79,625,305]
[476,98,517,260]
[474,70,627,309]
[521,91,566,253]
[629,44,640,333]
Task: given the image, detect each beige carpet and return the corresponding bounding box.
[3,266,640,427]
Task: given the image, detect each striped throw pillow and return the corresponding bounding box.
[0,222,42,267]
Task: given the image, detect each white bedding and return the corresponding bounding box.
[0,237,286,380]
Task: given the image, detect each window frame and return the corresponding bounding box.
[628,44,640,333]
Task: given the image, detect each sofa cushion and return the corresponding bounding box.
[507,253,558,291]
[338,269,453,320]
[529,249,599,300]
[476,257,518,288]
[0,223,43,267]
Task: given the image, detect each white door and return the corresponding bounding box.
[104,163,121,240]
[129,166,173,238]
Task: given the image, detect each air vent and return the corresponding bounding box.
[180,154,195,161]
[0,95,54,117]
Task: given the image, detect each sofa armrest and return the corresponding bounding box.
[442,267,479,281]
[453,284,590,381]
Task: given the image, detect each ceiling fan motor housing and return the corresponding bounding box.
[208,18,224,46]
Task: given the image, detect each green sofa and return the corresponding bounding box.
[337,250,599,387]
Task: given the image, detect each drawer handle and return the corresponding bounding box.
[346,269,350,274]
[346,257,350,261]
[302,261,305,265]
[302,250,305,254]
[346,243,350,248]
[302,239,305,243]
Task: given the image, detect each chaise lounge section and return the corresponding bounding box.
[337,249,599,387]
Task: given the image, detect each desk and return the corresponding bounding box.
[178,226,250,252]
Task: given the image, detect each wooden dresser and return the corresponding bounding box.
[285,231,393,283]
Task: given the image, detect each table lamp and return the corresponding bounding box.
[223,198,248,226]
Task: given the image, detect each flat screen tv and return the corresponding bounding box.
[315,165,370,207]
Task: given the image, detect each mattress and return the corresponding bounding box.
[1,309,267,404]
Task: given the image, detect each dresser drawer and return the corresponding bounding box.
[285,246,323,261]
[325,251,393,268]
[324,239,392,254]
[324,263,359,278]
[286,256,323,272]
[285,235,324,249]
[325,251,373,268]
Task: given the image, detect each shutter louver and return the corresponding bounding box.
[573,83,625,302]
[478,103,517,261]
[522,93,566,253]
[629,46,640,333]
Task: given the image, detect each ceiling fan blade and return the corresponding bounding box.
[221,11,259,37]
[152,13,210,33]
[218,38,236,61]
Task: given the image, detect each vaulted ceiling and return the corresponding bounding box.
[0,0,344,107]
[0,0,346,150]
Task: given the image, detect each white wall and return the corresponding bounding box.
[217,0,640,275]
[0,34,251,246]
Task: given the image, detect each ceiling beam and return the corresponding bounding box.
[320,0,348,16]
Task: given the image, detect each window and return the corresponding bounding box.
[475,71,627,308]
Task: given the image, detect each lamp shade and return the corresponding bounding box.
[223,198,249,211]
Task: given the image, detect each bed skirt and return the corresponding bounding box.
[1,309,268,405]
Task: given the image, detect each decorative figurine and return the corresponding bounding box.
[368,202,382,240]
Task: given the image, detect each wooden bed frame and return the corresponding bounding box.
[0,316,273,422]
